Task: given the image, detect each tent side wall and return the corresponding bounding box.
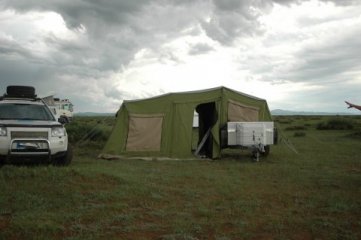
[169,102,196,158]
[102,106,129,155]
[102,95,181,157]
[220,88,272,125]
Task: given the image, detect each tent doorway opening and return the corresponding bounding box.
[193,102,218,158]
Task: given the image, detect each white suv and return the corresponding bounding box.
[0,86,72,165]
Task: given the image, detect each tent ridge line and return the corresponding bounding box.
[122,86,267,104]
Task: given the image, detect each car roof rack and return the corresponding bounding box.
[0,94,40,101]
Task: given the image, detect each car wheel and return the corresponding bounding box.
[54,145,73,166]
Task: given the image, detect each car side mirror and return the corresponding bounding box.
[58,116,68,124]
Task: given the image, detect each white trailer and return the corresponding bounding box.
[42,96,74,122]
[226,122,275,161]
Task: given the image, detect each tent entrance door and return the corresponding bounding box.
[194,102,217,158]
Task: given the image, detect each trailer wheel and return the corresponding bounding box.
[0,158,4,167]
[252,149,260,162]
[261,145,270,156]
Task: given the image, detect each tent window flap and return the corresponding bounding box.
[126,114,164,151]
[228,101,259,122]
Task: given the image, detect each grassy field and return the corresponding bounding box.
[1,115,360,240]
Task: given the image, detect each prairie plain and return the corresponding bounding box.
[1,115,360,240]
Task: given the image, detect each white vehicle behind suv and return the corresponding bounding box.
[0,86,72,165]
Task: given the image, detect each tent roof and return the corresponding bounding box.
[123,86,266,104]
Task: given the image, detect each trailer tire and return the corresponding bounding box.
[0,158,4,168]
[261,145,270,156]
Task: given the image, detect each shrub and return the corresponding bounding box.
[294,132,306,137]
[346,131,361,140]
[316,118,354,130]
[285,125,306,131]
[65,121,111,144]
[275,119,293,124]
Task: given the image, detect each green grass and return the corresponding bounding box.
[1,115,360,239]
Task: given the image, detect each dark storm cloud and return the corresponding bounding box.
[202,0,360,45]
[0,0,154,75]
[0,0,207,111]
[0,0,207,72]
[0,36,40,62]
[322,0,360,6]
[0,37,52,88]
[2,0,359,48]
[0,0,201,38]
[0,0,301,49]
[0,0,151,29]
[0,59,51,86]
[200,0,314,45]
[201,1,264,45]
[1,0,360,112]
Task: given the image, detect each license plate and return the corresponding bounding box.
[12,142,48,150]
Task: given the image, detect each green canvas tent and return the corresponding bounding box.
[101,87,272,159]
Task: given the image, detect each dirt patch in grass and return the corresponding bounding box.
[0,214,11,230]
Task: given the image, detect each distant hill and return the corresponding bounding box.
[74,112,115,117]
[271,109,357,116]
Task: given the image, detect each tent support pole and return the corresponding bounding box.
[194,127,212,157]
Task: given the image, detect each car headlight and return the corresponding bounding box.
[0,126,7,136]
[51,127,66,137]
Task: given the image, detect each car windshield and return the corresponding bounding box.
[0,103,55,121]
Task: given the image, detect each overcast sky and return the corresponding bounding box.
[1,0,360,113]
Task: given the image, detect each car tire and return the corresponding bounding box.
[53,145,73,166]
